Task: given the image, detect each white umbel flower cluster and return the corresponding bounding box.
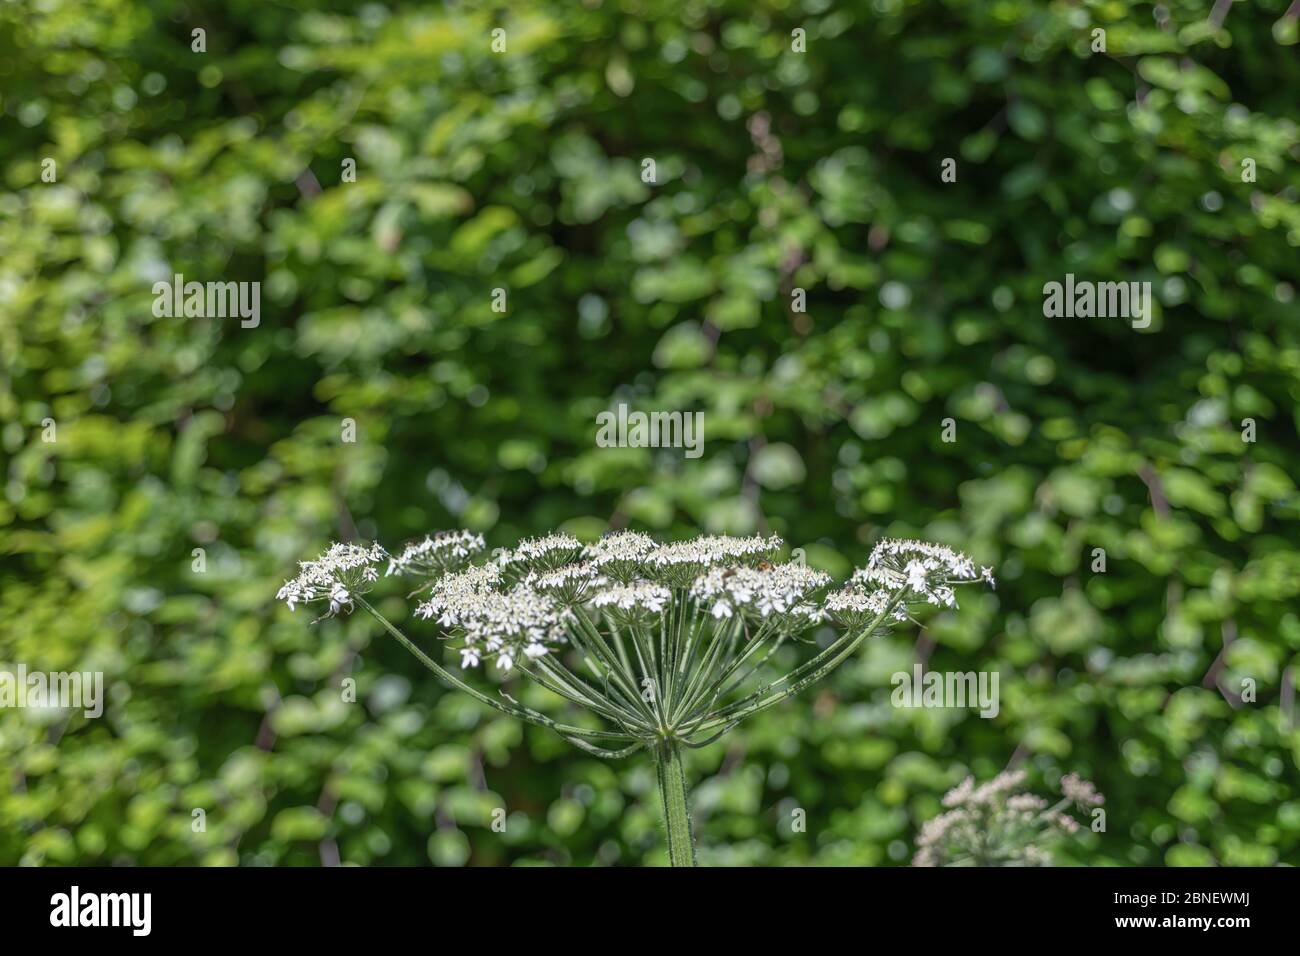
[826,538,993,629]
[851,538,995,610]
[583,531,659,582]
[416,569,568,671]
[590,581,672,625]
[689,563,832,622]
[499,533,585,573]
[276,542,387,617]
[414,564,503,627]
[457,588,569,672]
[386,530,484,578]
[523,561,605,604]
[824,585,906,628]
[643,534,783,585]
[913,769,1102,867]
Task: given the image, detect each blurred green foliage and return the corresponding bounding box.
[2,0,1299,866]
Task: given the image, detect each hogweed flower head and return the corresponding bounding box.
[913,769,1103,867]
[279,530,992,731]
[277,529,995,866]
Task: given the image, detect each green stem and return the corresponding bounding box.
[653,740,698,867]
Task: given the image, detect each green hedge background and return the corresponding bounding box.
[2,0,1298,866]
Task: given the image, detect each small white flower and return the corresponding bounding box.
[905,559,929,593]
[329,581,352,615]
